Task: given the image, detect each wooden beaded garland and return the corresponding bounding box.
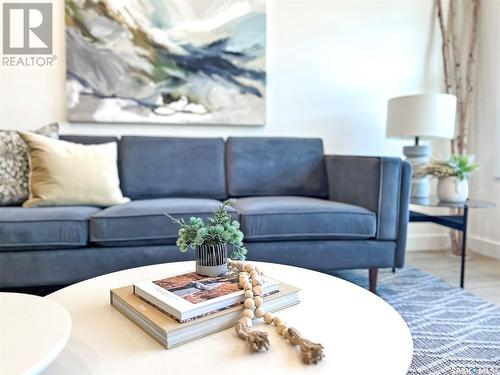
[243,309,255,319]
[252,285,262,296]
[254,307,265,318]
[263,312,274,324]
[277,323,287,335]
[244,290,254,299]
[239,316,252,327]
[254,296,263,307]
[244,298,255,309]
[227,259,325,365]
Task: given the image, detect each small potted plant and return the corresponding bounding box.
[168,201,247,276]
[423,155,478,203]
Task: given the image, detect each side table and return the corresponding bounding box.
[409,197,495,288]
[0,293,71,375]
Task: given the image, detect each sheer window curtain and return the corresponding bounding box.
[477,0,500,179]
[493,4,500,179]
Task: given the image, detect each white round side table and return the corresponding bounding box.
[45,261,413,374]
[0,293,71,375]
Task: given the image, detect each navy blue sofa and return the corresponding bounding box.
[0,136,411,292]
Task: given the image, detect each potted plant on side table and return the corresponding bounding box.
[168,201,247,277]
[424,155,478,203]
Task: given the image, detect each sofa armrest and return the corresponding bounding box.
[325,155,412,267]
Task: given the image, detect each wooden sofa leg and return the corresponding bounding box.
[369,268,378,294]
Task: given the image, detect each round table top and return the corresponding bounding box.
[411,196,495,209]
[0,292,71,375]
[46,262,413,375]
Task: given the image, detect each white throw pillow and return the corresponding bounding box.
[19,131,129,207]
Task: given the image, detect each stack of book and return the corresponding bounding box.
[110,271,300,349]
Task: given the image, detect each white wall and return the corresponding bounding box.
[468,0,500,260]
[1,0,452,249]
[1,0,443,152]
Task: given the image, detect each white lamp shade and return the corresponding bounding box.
[386,94,457,140]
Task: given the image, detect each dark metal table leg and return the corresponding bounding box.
[460,207,468,288]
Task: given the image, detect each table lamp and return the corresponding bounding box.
[386,94,457,198]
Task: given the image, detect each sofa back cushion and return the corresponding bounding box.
[226,137,328,197]
[119,136,227,200]
[60,135,119,145]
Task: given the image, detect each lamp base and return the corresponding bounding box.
[403,145,432,199]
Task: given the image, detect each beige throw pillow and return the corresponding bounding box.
[19,132,129,208]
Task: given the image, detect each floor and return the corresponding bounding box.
[406,250,500,305]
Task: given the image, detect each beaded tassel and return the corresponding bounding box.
[286,327,325,365]
[235,321,270,352]
[228,259,325,364]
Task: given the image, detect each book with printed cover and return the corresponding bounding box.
[133,271,279,322]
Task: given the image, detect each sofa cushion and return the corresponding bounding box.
[231,196,376,241]
[59,135,119,145]
[0,206,101,251]
[119,136,227,200]
[226,137,328,198]
[90,198,234,247]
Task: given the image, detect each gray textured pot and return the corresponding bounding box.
[195,244,228,277]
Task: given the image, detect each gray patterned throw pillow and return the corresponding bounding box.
[0,123,59,205]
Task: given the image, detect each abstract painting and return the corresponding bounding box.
[65,0,266,125]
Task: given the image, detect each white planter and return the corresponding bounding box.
[437,176,469,203]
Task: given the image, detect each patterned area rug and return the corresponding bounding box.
[331,267,500,375]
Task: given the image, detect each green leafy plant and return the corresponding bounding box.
[168,201,248,260]
[423,154,478,181]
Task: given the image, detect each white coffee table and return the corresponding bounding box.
[45,262,413,374]
[0,293,71,375]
